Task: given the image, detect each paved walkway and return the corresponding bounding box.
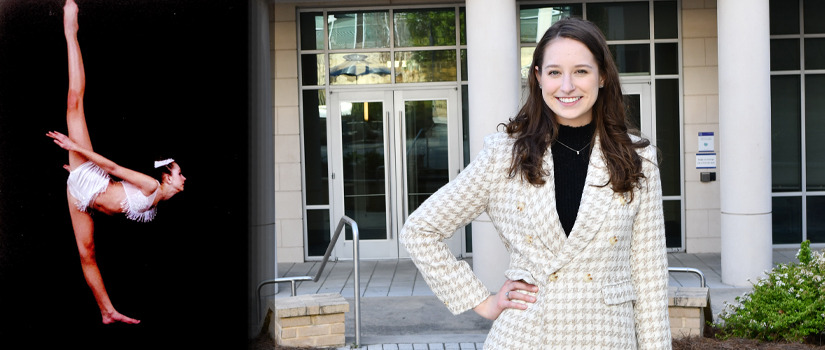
[266,248,801,349]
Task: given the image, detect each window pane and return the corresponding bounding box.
[302,90,328,206]
[300,12,324,50]
[773,196,802,244]
[656,79,681,197]
[804,38,825,70]
[329,53,392,85]
[771,75,802,192]
[655,43,678,75]
[307,209,330,257]
[770,0,799,35]
[462,85,472,252]
[461,49,468,82]
[521,46,536,80]
[328,11,390,50]
[808,196,825,243]
[806,74,825,190]
[804,0,825,34]
[663,200,682,248]
[301,54,324,86]
[460,7,466,45]
[610,44,651,74]
[653,1,678,39]
[394,8,456,47]
[519,5,583,43]
[770,39,800,71]
[588,2,650,40]
[395,50,457,83]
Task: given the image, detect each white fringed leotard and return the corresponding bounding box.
[67,161,158,222]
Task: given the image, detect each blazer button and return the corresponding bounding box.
[609,236,618,246]
[583,273,593,282]
[548,272,558,282]
[526,235,533,244]
[517,202,525,211]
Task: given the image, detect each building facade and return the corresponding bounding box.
[250,0,825,321]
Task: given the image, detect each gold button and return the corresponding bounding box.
[609,236,618,246]
[548,272,558,282]
[584,273,593,282]
[526,235,533,244]
[517,202,525,211]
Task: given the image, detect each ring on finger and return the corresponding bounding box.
[505,291,510,299]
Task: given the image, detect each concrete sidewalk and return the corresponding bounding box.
[268,248,800,349]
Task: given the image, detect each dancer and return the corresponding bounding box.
[48,0,186,325]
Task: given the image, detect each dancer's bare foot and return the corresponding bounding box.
[63,0,79,35]
[101,309,141,325]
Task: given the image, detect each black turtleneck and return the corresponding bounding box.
[551,122,595,236]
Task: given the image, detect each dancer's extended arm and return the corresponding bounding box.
[48,131,158,195]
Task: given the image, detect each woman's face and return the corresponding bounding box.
[165,162,186,193]
[535,37,604,127]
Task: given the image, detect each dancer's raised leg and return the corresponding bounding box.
[64,0,92,171]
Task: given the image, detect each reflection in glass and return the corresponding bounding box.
[770,0,799,35]
[461,49,468,81]
[610,44,650,75]
[300,12,324,50]
[395,50,457,83]
[303,90,328,206]
[330,53,392,85]
[519,5,583,43]
[806,75,825,190]
[301,54,325,86]
[307,209,331,256]
[460,7,466,45]
[588,2,650,41]
[394,8,456,47]
[770,39,800,71]
[663,200,681,248]
[655,43,678,75]
[804,0,825,34]
[406,99,450,215]
[773,196,802,244]
[653,1,678,39]
[771,75,802,192]
[521,47,536,80]
[656,79,680,197]
[341,101,387,240]
[328,11,390,50]
[624,94,641,132]
[804,38,825,70]
[808,196,825,243]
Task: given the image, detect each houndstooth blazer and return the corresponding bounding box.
[400,132,672,349]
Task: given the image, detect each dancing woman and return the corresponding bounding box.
[47,0,186,325]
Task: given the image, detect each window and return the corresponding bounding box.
[769,0,825,244]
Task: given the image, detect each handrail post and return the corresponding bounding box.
[350,217,361,348]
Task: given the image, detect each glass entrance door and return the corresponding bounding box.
[330,89,461,259]
[622,82,653,140]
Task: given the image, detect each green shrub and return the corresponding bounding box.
[715,241,825,342]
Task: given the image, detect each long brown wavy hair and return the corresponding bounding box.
[504,17,651,201]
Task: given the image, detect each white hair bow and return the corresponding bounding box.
[154,158,174,168]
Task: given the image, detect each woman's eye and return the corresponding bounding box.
[547,70,561,76]
[575,69,589,75]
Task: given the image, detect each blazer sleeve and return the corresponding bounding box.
[631,145,673,349]
[399,134,501,315]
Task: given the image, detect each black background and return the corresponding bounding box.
[0,0,249,347]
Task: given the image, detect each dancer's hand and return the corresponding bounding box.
[47,131,77,152]
[473,279,538,320]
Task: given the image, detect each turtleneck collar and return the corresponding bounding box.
[556,122,595,148]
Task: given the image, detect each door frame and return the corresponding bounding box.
[328,88,462,260]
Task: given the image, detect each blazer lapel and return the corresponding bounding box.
[542,135,613,275]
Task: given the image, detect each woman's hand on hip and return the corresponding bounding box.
[472,279,538,320]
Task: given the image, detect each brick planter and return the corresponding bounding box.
[266,293,349,348]
[668,286,712,338]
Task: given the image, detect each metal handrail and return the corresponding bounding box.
[256,216,362,347]
[668,267,706,288]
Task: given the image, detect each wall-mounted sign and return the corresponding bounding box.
[698,132,714,152]
[696,153,717,169]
